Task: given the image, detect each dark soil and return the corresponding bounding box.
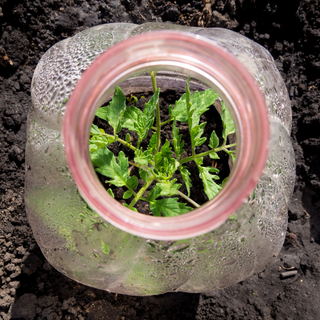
[0,0,319,319]
[93,90,228,215]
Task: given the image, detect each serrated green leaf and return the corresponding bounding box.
[89,132,114,152]
[196,157,222,200]
[146,185,162,202]
[221,100,235,141]
[172,119,184,159]
[150,198,192,217]
[91,149,137,188]
[226,149,236,163]
[156,179,181,197]
[89,144,98,153]
[126,175,139,189]
[209,130,219,149]
[180,166,192,197]
[122,107,149,146]
[134,148,153,166]
[122,90,159,146]
[122,106,143,130]
[139,168,149,182]
[144,88,160,120]
[160,139,173,158]
[95,107,109,122]
[147,132,157,154]
[91,147,112,168]
[209,152,220,159]
[101,87,126,134]
[90,124,101,135]
[154,152,163,170]
[153,140,178,179]
[107,188,114,198]
[170,89,219,123]
[196,136,207,147]
[123,190,133,199]
[191,122,207,147]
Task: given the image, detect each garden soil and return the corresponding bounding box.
[0,0,319,319]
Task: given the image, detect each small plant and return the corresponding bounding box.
[89,73,236,217]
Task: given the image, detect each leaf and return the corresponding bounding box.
[107,188,114,198]
[170,88,219,123]
[91,148,138,188]
[179,78,217,153]
[195,158,222,200]
[122,106,143,130]
[156,179,181,197]
[209,130,219,149]
[147,132,157,154]
[144,88,160,121]
[90,125,115,152]
[139,168,149,182]
[123,190,133,199]
[221,100,235,141]
[126,175,139,190]
[191,122,207,147]
[91,147,112,168]
[226,149,236,163]
[154,152,163,170]
[125,133,131,143]
[180,166,192,197]
[95,107,109,122]
[150,198,192,217]
[89,144,98,153]
[90,124,101,135]
[89,134,114,152]
[172,119,184,159]
[122,107,150,145]
[153,140,178,179]
[102,86,127,134]
[146,185,162,202]
[122,89,159,145]
[209,152,220,160]
[134,148,152,166]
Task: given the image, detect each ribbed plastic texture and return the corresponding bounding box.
[26,23,295,295]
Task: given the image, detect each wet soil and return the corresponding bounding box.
[0,0,320,319]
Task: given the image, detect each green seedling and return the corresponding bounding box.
[89,73,236,217]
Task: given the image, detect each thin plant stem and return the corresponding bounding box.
[128,175,155,209]
[160,118,174,126]
[151,118,174,131]
[185,76,195,156]
[97,132,137,152]
[177,191,200,208]
[179,143,237,165]
[150,71,161,153]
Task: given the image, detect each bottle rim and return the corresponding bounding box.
[63,30,269,240]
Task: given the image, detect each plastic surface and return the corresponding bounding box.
[26,23,295,295]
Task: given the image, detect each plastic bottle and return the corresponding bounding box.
[26,23,295,295]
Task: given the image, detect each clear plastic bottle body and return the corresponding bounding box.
[26,23,295,295]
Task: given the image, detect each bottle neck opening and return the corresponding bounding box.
[63,31,269,240]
